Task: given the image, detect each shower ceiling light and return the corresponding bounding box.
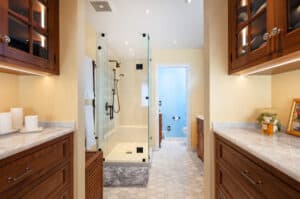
[186,0,192,4]
[145,9,150,15]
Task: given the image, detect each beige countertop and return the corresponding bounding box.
[214,127,300,183]
[0,128,74,160]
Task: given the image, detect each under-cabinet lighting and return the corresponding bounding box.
[0,64,47,76]
[243,57,300,76]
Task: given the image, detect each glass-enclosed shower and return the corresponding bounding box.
[95,33,151,165]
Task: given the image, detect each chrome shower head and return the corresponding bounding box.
[109,60,121,68]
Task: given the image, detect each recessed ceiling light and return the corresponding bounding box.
[125,41,129,46]
[99,4,104,9]
[186,0,192,4]
[145,9,150,14]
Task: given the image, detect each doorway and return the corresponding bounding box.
[158,66,188,144]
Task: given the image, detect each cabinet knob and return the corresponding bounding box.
[0,35,11,44]
[271,27,281,36]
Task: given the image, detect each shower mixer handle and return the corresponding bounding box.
[105,102,114,120]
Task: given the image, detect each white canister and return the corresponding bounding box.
[24,115,39,130]
[10,108,23,129]
[0,112,12,133]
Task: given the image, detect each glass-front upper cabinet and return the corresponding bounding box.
[0,0,59,75]
[229,0,275,73]
[278,0,300,55]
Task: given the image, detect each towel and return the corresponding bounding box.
[85,105,96,150]
[84,56,95,100]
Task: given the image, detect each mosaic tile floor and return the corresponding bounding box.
[104,139,204,199]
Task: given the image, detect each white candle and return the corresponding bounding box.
[10,108,23,129]
[24,115,39,130]
[0,112,12,133]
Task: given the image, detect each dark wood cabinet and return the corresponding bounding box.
[197,117,204,161]
[86,151,103,199]
[0,0,59,75]
[0,133,73,199]
[159,113,163,148]
[229,0,300,75]
[215,134,300,199]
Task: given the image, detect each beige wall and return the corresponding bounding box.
[119,59,148,126]
[0,73,19,112]
[150,49,205,150]
[18,0,86,198]
[204,0,272,198]
[272,69,300,126]
[85,23,97,60]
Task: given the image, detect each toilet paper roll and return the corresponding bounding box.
[11,108,23,129]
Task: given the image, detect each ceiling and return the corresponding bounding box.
[85,0,204,60]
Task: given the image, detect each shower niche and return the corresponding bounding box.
[94,33,151,186]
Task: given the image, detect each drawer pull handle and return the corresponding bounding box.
[241,170,262,186]
[7,167,33,183]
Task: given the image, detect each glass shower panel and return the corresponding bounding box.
[95,33,150,163]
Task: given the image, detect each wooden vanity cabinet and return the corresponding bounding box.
[215,134,300,199]
[0,0,59,75]
[0,134,73,199]
[197,117,204,161]
[86,151,103,199]
[229,0,300,74]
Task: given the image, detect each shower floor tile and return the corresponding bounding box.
[104,139,204,199]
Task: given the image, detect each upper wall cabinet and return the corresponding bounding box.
[0,0,59,75]
[229,0,300,75]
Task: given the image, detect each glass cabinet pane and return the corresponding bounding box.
[250,12,267,51]
[33,0,47,29]
[8,16,30,52]
[288,0,300,32]
[238,26,248,56]
[237,0,248,26]
[251,0,267,16]
[9,0,29,18]
[33,30,48,59]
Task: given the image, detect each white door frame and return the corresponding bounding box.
[155,64,191,150]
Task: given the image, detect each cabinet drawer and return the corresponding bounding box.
[216,166,252,199]
[0,137,71,194]
[22,163,71,199]
[216,137,300,199]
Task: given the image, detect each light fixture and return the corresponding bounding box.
[186,0,192,4]
[145,9,150,15]
[125,41,129,46]
[99,4,104,9]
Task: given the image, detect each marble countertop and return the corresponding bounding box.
[214,127,300,183]
[0,128,74,160]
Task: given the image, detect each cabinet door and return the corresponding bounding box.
[229,0,276,73]
[0,0,58,74]
[277,0,300,54]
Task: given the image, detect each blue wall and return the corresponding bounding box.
[158,67,187,138]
